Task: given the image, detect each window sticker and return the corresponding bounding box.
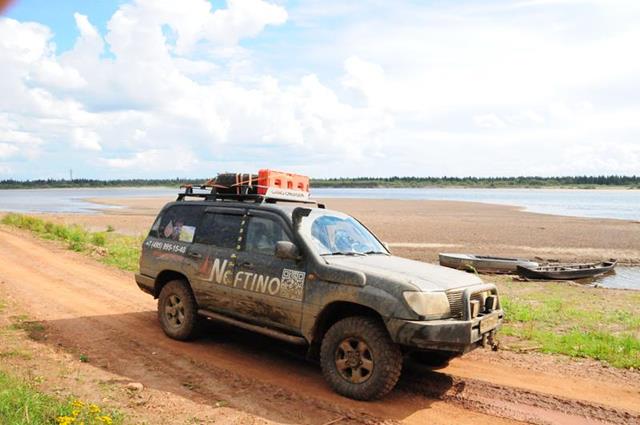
[179,225,196,243]
[163,220,174,238]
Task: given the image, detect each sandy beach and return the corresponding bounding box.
[33,196,640,264]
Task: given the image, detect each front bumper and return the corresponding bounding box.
[387,309,504,352]
[388,283,504,353]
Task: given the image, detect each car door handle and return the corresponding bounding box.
[188,252,203,259]
[241,261,254,269]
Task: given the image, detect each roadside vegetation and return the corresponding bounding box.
[0,213,141,271]
[497,277,640,368]
[0,373,121,425]
[1,175,639,189]
[0,298,123,425]
[1,213,639,369]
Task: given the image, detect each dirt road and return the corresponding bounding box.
[1,227,639,424]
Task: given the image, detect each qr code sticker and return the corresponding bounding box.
[280,268,305,301]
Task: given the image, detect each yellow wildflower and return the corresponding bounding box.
[56,416,76,425]
[72,400,85,409]
[89,404,101,414]
[100,416,114,425]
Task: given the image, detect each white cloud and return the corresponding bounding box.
[1,0,640,178]
[72,128,102,151]
[0,143,19,159]
[473,114,507,129]
[100,149,199,171]
[342,56,389,108]
[74,13,99,39]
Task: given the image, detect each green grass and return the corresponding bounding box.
[99,233,142,271]
[497,278,640,368]
[0,371,122,425]
[1,213,142,272]
[0,371,67,425]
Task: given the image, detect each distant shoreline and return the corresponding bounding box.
[313,184,640,190]
[0,178,639,191]
[1,185,638,191]
[0,185,638,190]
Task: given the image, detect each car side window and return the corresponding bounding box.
[245,216,291,255]
[157,205,204,243]
[195,213,243,249]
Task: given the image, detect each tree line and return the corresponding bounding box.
[311,175,640,188]
[0,175,638,189]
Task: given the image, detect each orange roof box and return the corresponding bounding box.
[257,169,310,201]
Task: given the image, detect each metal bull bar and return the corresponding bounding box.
[461,283,500,321]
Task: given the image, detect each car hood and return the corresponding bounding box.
[324,254,484,291]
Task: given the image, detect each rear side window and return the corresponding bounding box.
[195,213,243,249]
[245,216,291,255]
[154,205,205,243]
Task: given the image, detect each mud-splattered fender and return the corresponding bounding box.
[300,281,414,342]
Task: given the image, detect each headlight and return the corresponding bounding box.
[403,291,451,319]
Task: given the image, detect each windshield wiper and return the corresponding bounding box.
[320,251,366,256]
[362,250,388,255]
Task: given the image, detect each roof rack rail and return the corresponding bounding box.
[176,182,325,208]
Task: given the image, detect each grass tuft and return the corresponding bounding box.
[500,279,640,368]
[0,371,122,425]
[91,232,107,247]
[1,213,141,272]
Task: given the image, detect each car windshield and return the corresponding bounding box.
[300,211,388,256]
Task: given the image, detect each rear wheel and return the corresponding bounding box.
[158,280,198,340]
[320,316,402,400]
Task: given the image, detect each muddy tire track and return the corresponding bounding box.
[402,362,640,424]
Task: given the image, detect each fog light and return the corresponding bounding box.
[485,295,498,311]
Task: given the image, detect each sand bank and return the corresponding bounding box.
[25,196,639,264]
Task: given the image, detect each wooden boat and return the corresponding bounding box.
[516,260,617,280]
[439,253,539,274]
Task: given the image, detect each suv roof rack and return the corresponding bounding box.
[176,183,325,209]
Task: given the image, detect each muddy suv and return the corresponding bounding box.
[135,191,503,400]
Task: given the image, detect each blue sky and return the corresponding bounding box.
[1,0,640,179]
[6,0,118,51]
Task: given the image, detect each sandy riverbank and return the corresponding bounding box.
[26,196,640,264]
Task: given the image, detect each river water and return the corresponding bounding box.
[0,187,639,220]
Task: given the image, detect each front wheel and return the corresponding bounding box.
[158,279,199,340]
[320,316,402,400]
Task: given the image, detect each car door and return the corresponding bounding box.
[184,207,244,314]
[233,210,306,332]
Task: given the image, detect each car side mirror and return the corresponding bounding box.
[275,241,300,260]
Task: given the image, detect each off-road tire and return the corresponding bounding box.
[320,316,402,400]
[158,279,199,341]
